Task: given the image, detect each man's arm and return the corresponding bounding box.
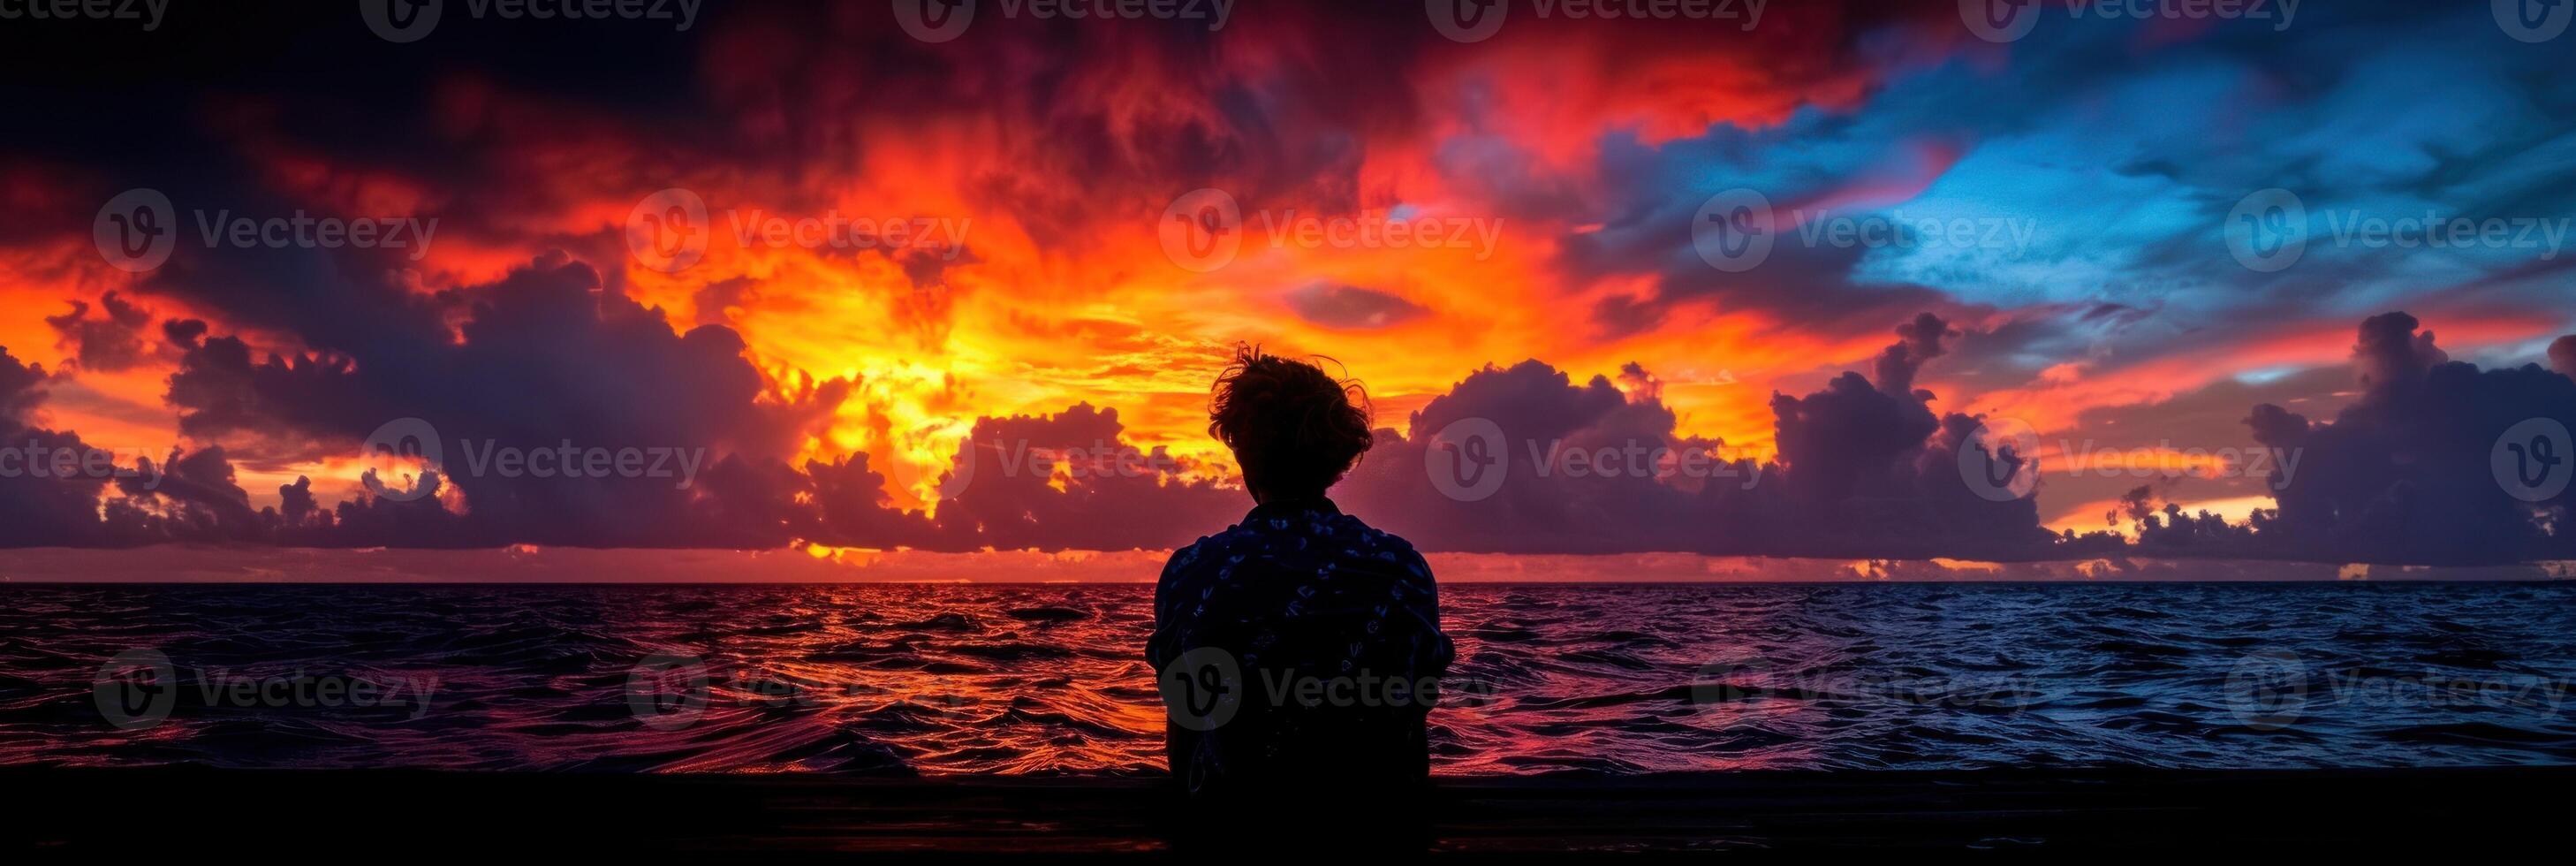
[1144,540,1202,671]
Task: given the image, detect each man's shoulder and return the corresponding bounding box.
[1162,522,1259,577]
[1324,513,1432,579]
[1161,509,1431,581]
[1322,512,1413,551]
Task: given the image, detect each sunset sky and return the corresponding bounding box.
[3,1,2572,563]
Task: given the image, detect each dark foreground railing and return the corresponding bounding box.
[4,765,2565,856]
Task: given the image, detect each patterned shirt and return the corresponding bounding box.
[1147,497,1454,794]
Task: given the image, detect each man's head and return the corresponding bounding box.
[1208,346,1374,503]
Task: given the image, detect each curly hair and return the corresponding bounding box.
[1208,345,1375,501]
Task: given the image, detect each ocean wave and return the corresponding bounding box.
[0,581,2571,774]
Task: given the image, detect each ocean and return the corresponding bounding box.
[4,581,2573,772]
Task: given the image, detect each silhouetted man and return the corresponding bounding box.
[1148,347,1455,837]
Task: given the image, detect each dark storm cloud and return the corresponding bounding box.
[5,236,1246,552]
[693,277,761,328]
[1762,313,2063,558]
[796,452,940,546]
[2044,364,2352,525]
[0,349,115,546]
[44,292,155,372]
[1339,313,2070,559]
[0,0,2049,556]
[146,247,855,548]
[2113,483,2262,555]
[0,346,45,423]
[1337,357,1714,554]
[7,230,1252,551]
[3,347,278,547]
[113,446,262,542]
[921,404,1239,551]
[2239,313,2576,564]
[1285,283,1428,330]
[1555,181,1955,341]
[5,2,2572,566]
